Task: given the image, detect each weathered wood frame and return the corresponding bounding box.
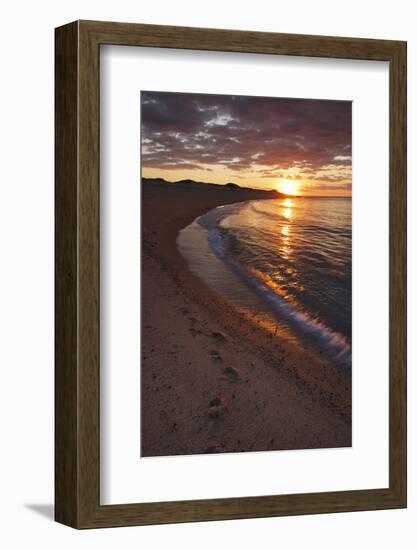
[55,20,407,528]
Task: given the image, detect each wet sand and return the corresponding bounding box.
[141,181,351,457]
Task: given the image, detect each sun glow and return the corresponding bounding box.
[278,180,299,196]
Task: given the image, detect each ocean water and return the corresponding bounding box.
[177,197,352,369]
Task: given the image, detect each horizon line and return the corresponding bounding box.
[141,176,351,198]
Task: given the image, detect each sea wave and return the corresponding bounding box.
[205,225,351,366]
[180,197,352,369]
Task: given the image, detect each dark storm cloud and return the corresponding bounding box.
[141,91,352,183]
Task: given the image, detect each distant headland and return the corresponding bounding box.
[142,177,287,199]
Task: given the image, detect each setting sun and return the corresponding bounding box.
[278,180,299,196]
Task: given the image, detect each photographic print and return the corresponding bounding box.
[141,91,352,457]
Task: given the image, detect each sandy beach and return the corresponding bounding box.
[141,181,351,457]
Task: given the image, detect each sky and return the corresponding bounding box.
[141,91,352,196]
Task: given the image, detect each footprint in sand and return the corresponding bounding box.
[208,396,227,420]
[210,350,223,364]
[223,366,239,383]
[211,331,227,344]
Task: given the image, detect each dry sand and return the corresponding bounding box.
[141,182,351,457]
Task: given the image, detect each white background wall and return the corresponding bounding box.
[0,0,415,547]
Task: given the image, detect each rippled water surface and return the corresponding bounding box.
[178,197,352,368]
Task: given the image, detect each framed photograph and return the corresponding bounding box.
[55,20,406,528]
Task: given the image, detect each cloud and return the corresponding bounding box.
[141,91,352,188]
[334,155,352,161]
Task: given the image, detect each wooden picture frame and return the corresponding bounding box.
[55,20,407,528]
